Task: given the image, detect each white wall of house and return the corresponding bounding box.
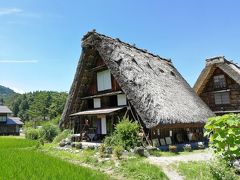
[97,69,112,91]
[117,94,127,106]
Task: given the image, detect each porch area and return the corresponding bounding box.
[70,107,126,142]
[150,123,206,150]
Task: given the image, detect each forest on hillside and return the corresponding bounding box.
[1,89,68,122]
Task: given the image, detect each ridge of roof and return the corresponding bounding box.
[205,55,240,69]
[82,30,172,63]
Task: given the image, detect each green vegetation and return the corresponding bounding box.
[0,137,37,148]
[0,85,15,97]
[118,157,168,180]
[174,161,213,180]
[205,114,240,162]
[5,91,67,122]
[104,116,140,150]
[43,143,168,180]
[25,128,40,140]
[0,137,109,180]
[175,160,239,180]
[39,123,59,142]
[25,122,60,142]
[53,129,72,143]
[149,149,207,157]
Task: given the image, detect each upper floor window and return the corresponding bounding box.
[97,70,112,91]
[117,94,127,106]
[214,92,230,105]
[0,115,7,122]
[213,75,226,89]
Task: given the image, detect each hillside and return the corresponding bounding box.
[0,85,15,97]
[0,85,67,122]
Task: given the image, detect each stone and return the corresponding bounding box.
[233,159,240,172]
[134,146,145,157]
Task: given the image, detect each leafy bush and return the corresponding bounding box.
[183,144,192,152]
[53,129,72,143]
[205,114,240,162]
[209,158,238,180]
[51,115,61,125]
[39,123,59,142]
[104,116,140,150]
[25,128,40,140]
[113,145,124,159]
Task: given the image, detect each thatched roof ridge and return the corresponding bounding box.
[82,31,172,63]
[194,56,240,94]
[60,31,213,128]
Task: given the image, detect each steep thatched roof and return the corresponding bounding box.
[60,31,213,129]
[194,56,240,94]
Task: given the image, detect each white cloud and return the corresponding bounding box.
[0,8,22,16]
[0,60,38,63]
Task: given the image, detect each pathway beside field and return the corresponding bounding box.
[147,152,213,180]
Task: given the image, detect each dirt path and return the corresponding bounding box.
[147,152,213,180]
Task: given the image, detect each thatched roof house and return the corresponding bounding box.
[194,56,240,115]
[60,31,213,144]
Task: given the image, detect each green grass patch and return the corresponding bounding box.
[118,157,169,180]
[150,149,207,157]
[0,137,37,148]
[174,161,214,180]
[0,137,109,180]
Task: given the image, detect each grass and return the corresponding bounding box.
[43,144,168,180]
[0,137,109,180]
[149,149,207,157]
[118,157,169,180]
[0,136,36,148]
[173,161,214,180]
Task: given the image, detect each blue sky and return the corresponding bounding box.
[0,0,240,93]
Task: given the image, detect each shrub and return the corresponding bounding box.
[53,129,72,143]
[113,145,124,159]
[51,115,61,125]
[169,145,177,152]
[75,142,82,149]
[25,128,40,140]
[39,123,59,142]
[183,144,192,152]
[205,114,240,162]
[104,116,140,150]
[209,158,238,180]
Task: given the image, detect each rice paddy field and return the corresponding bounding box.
[0,137,109,180]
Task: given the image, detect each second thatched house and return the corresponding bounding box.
[194,56,240,115]
[60,31,213,145]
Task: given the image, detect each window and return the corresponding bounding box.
[214,75,226,88]
[214,92,230,105]
[97,70,112,91]
[117,94,127,106]
[93,98,101,108]
[0,116,7,122]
